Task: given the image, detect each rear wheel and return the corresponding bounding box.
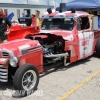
[95,38,100,57]
[13,64,39,96]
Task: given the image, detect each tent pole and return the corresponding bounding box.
[55,0,56,11]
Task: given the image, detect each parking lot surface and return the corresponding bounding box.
[0,53,100,100]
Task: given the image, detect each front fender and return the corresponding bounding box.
[0,58,8,64]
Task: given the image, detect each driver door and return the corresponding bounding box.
[77,17,94,60]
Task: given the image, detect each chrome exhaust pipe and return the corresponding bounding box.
[44,52,68,58]
[64,56,70,66]
[44,52,69,66]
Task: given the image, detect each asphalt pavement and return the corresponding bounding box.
[0,53,100,100]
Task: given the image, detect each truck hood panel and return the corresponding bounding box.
[0,39,41,57]
[39,30,74,41]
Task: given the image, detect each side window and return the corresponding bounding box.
[77,18,81,30]
[17,9,20,18]
[77,17,90,30]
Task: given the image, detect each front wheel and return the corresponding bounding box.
[13,64,39,96]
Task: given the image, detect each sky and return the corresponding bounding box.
[0,0,73,8]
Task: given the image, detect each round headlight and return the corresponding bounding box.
[9,57,18,67]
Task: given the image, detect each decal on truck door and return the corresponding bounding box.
[78,31,94,59]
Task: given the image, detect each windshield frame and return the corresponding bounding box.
[41,16,74,31]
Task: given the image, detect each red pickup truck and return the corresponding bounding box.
[0,10,100,96]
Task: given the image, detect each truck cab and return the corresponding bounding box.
[38,11,95,63]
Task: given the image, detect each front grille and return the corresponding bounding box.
[0,65,8,82]
[2,52,9,57]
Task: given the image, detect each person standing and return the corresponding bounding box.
[35,10,41,30]
[22,12,26,18]
[35,15,40,30]
[31,14,36,26]
[36,10,40,18]
[0,8,11,43]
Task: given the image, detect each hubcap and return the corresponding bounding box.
[22,70,37,91]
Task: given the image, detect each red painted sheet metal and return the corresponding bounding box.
[8,25,39,41]
[0,39,41,57]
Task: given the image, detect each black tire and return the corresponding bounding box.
[95,38,100,57]
[13,64,39,96]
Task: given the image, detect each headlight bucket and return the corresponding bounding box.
[9,57,19,67]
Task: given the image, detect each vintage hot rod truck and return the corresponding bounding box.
[0,10,100,96]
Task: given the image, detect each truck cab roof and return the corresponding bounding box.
[45,11,89,18]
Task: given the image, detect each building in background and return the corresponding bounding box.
[0,3,54,20]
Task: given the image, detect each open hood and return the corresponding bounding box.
[39,30,74,41]
[0,39,41,57]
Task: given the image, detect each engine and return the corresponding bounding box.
[43,40,63,55]
[33,34,69,66]
[42,40,64,66]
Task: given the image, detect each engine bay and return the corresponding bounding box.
[33,33,66,66]
[34,33,65,54]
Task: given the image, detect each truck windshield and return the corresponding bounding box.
[41,18,74,30]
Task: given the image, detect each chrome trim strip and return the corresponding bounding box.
[0,76,8,79]
[0,72,7,75]
[0,64,8,82]
[0,69,8,72]
[22,48,43,55]
[0,79,7,82]
[0,75,7,79]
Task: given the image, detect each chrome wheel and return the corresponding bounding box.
[22,70,37,91]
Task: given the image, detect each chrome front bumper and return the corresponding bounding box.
[0,65,8,82]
